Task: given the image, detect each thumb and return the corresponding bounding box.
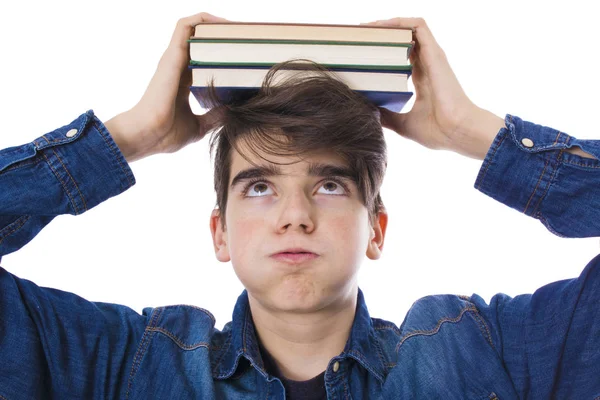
[195,12,230,23]
[379,107,407,136]
[196,106,225,138]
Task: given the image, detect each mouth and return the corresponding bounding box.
[270,250,319,264]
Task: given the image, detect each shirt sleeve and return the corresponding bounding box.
[0,266,150,398]
[0,110,135,260]
[472,115,600,397]
[474,114,600,238]
[470,254,600,398]
[0,111,146,398]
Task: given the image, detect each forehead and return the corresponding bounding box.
[229,139,349,178]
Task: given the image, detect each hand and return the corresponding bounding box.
[362,18,504,160]
[105,12,228,163]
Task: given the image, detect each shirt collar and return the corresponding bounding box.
[211,288,387,383]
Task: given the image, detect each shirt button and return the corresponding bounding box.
[521,138,534,148]
[332,361,340,372]
[66,128,78,138]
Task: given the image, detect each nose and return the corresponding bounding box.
[274,189,315,234]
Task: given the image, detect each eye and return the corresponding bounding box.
[242,178,350,198]
[244,181,274,197]
[316,179,348,195]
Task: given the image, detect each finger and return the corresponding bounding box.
[144,13,230,105]
[196,106,225,137]
[365,18,439,52]
[169,12,230,52]
[410,55,431,96]
[374,19,462,105]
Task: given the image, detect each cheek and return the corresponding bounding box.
[310,198,371,262]
[226,198,370,256]
[328,212,371,253]
[225,205,267,259]
[225,206,277,293]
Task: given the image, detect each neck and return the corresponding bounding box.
[248,286,358,381]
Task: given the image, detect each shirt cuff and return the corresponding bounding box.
[32,110,135,214]
[474,114,587,218]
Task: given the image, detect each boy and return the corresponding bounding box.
[1,12,599,399]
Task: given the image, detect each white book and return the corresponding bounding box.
[193,22,413,44]
[189,41,411,67]
[191,67,409,92]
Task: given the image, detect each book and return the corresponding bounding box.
[192,22,413,43]
[191,66,410,92]
[189,40,411,68]
[189,65,412,112]
[188,22,414,112]
[190,86,412,113]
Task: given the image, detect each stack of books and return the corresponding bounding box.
[188,22,413,112]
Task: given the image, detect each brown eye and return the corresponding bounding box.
[245,181,273,197]
[317,180,346,195]
[253,183,268,193]
[323,182,338,191]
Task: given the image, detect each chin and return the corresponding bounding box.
[268,280,331,312]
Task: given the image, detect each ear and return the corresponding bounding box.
[366,211,388,260]
[210,209,230,262]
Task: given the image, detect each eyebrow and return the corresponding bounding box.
[230,162,357,189]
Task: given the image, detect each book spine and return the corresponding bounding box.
[187,65,412,77]
[188,61,412,71]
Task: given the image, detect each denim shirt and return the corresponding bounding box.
[1,111,599,399]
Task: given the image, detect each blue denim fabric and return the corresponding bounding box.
[1,111,599,399]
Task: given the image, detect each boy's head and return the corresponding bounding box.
[207,61,388,312]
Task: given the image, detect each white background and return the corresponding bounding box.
[0,0,598,329]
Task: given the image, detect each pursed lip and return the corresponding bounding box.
[270,247,318,256]
[270,248,319,264]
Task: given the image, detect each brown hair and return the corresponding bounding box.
[204,60,387,229]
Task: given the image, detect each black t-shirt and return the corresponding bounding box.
[260,345,327,400]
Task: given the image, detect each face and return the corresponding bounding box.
[210,141,387,314]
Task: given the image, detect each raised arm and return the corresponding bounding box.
[0,112,136,260]
[0,12,224,261]
[365,17,600,238]
[363,16,600,398]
